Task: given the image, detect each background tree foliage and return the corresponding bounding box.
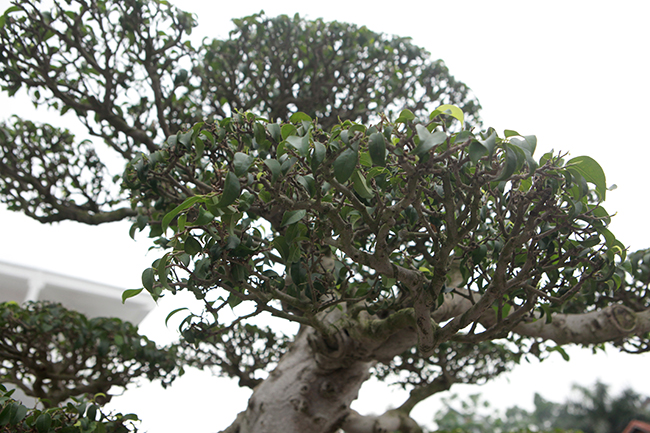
[435,381,650,433]
[0,0,479,225]
[1,1,650,432]
[0,302,180,408]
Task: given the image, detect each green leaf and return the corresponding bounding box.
[510,135,537,155]
[282,209,307,227]
[192,206,215,225]
[165,307,189,327]
[351,170,374,199]
[122,288,143,304]
[468,141,488,164]
[412,126,446,156]
[264,159,282,183]
[141,268,154,292]
[268,123,282,142]
[286,135,309,157]
[297,174,316,195]
[184,235,202,255]
[218,172,241,207]
[157,254,170,291]
[494,144,519,182]
[481,131,497,155]
[35,413,52,433]
[233,152,255,176]
[281,124,297,140]
[551,345,570,361]
[396,109,416,123]
[290,112,312,122]
[566,156,607,200]
[333,148,358,183]
[0,7,20,30]
[0,403,12,426]
[10,404,26,424]
[86,404,98,422]
[429,104,464,126]
[598,227,627,260]
[311,141,326,170]
[368,132,386,166]
[162,195,207,232]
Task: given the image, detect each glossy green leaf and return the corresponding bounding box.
[157,254,170,292]
[351,170,374,199]
[494,144,519,182]
[264,159,282,183]
[192,206,215,225]
[282,209,307,227]
[165,307,189,327]
[218,172,241,207]
[368,132,386,166]
[286,135,309,157]
[412,126,446,156]
[121,288,143,304]
[311,141,326,170]
[566,156,607,200]
[396,109,415,123]
[267,123,281,142]
[86,404,97,422]
[429,104,464,126]
[333,148,358,183]
[481,131,497,155]
[598,227,626,260]
[290,112,312,122]
[233,152,255,176]
[0,403,13,426]
[161,195,207,232]
[141,268,154,292]
[468,141,488,164]
[10,404,26,424]
[281,124,297,140]
[184,235,202,255]
[297,174,316,195]
[34,412,52,433]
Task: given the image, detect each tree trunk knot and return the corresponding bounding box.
[308,328,366,369]
[611,305,637,333]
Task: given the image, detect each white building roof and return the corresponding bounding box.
[0,260,154,323]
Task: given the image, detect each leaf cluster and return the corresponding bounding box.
[0,384,138,433]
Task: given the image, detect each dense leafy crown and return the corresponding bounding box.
[122,105,630,383]
[0,0,479,225]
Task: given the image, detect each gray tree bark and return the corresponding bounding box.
[221,293,650,433]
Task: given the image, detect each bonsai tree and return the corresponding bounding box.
[2,1,650,433]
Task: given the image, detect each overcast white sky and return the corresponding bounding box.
[1,1,650,432]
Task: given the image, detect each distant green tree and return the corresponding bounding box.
[434,381,650,433]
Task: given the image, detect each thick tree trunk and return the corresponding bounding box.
[223,329,373,433]
[221,293,650,433]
